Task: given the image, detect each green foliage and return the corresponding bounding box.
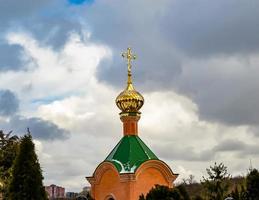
[78,189,94,200]
[139,165,259,200]
[201,162,230,200]
[227,176,247,199]
[0,130,19,199]
[193,195,203,200]
[140,184,190,200]
[86,192,94,200]
[177,184,190,200]
[240,185,247,200]
[7,133,47,200]
[230,186,240,200]
[139,194,145,200]
[246,168,259,200]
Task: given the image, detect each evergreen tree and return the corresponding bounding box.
[246,169,259,200]
[201,162,230,200]
[7,133,47,200]
[0,130,19,199]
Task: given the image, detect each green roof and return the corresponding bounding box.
[105,135,158,173]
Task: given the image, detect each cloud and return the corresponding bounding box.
[0,30,110,143]
[0,0,82,53]
[79,0,259,128]
[154,137,259,163]
[161,0,259,56]
[0,31,110,103]
[154,143,215,162]
[176,55,259,127]
[0,43,26,71]
[83,0,182,89]
[0,0,78,76]
[0,0,52,23]
[1,115,69,141]
[1,0,259,129]
[19,17,86,50]
[0,90,19,116]
[213,139,259,157]
[214,139,246,152]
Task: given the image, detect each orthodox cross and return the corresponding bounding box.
[122,47,137,76]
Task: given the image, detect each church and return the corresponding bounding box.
[86,47,178,200]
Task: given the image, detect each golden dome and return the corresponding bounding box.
[115,47,144,114]
[116,83,144,113]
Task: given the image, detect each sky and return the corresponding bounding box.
[1,0,259,192]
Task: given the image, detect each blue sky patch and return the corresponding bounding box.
[68,0,94,5]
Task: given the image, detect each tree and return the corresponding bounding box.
[230,186,240,200]
[182,174,196,185]
[79,189,94,200]
[0,130,19,198]
[7,133,47,200]
[139,194,145,200]
[193,195,203,200]
[246,169,259,200]
[140,184,190,200]
[202,162,230,200]
[177,184,190,200]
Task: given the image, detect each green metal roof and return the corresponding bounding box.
[105,135,158,173]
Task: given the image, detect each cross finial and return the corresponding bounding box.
[122,47,137,84]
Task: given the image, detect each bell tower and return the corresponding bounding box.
[86,47,178,200]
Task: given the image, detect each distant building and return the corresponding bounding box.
[66,192,79,198]
[45,184,65,199]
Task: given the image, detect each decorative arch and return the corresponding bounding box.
[87,161,119,185]
[135,160,178,184]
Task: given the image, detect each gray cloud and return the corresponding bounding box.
[248,126,259,137]
[84,0,182,89]
[176,59,259,127]
[79,0,259,128]
[0,90,19,116]
[213,140,246,152]
[1,0,259,128]
[0,43,27,71]
[0,1,84,74]
[20,16,84,49]
[2,115,70,141]
[213,139,259,156]
[162,0,259,56]
[0,0,52,23]
[153,138,259,163]
[153,143,215,162]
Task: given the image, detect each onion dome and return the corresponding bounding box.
[115,47,144,114]
[116,82,144,113]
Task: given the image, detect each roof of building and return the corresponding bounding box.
[105,135,158,173]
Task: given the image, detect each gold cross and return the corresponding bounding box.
[122,47,137,75]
